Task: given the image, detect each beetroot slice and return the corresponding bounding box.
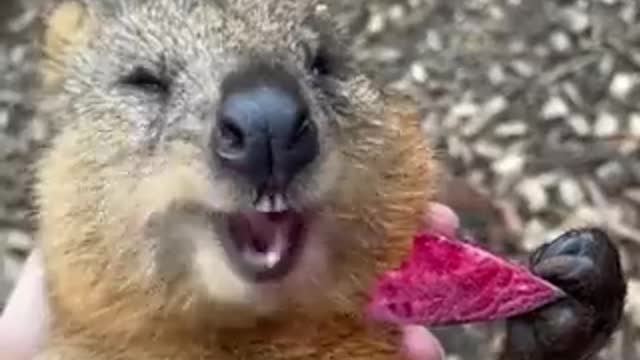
[367,231,565,327]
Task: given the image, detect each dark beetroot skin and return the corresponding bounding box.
[367,231,565,327]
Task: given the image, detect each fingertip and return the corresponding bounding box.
[402,325,445,360]
[425,202,460,238]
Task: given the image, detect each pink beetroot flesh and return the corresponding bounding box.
[367,231,564,327]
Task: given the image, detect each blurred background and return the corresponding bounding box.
[0,0,639,358]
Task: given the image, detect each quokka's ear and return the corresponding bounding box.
[38,0,95,89]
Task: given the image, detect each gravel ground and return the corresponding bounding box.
[1,0,639,359]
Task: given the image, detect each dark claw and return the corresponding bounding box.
[531,255,595,297]
[501,228,627,360]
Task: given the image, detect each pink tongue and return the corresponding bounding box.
[367,231,564,327]
[246,214,279,252]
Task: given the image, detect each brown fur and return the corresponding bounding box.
[33,2,627,360]
[36,100,437,360]
[33,1,439,359]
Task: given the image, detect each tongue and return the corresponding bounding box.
[250,236,270,253]
[246,213,286,253]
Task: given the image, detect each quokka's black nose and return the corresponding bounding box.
[213,63,319,191]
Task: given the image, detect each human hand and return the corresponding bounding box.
[0,248,49,360]
[400,202,459,360]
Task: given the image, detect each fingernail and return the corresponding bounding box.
[425,203,460,238]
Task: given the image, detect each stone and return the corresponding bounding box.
[561,81,583,106]
[621,1,637,24]
[5,230,32,253]
[567,114,591,136]
[410,62,428,83]
[450,101,480,120]
[556,207,606,236]
[593,111,620,137]
[516,178,549,213]
[425,30,444,51]
[388,4,406,23]
[488,64,506,85]
[0,109,8,130]
[494,121,528,137]
[367,13,386,34]
[510,59,535,78]
[549,30,572,53]
[537,172,561,188]
[522,218,548,252]
[629,113,640,136]
[559,8,590,34]
[541,97,570,121]
[492,153,525,176]
[610,72,639,101]
[0,90,22,104]
[558,178,585,208]
[474,140,502,160]
[483,96,508,119]
[596,162,628,193]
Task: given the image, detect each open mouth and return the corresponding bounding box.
[222,197,307,282]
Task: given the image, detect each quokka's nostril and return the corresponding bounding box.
[214,62,319,190]
[288,110,313,150]
[218,116,246,153]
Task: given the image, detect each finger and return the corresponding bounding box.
[0,249,49,359]
[394,202,453,360]
[401,325,445,360]
[424,202,460,238]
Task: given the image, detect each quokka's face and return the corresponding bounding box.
[41,0,391,319]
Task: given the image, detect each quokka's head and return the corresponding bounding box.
[36,0,434,328]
